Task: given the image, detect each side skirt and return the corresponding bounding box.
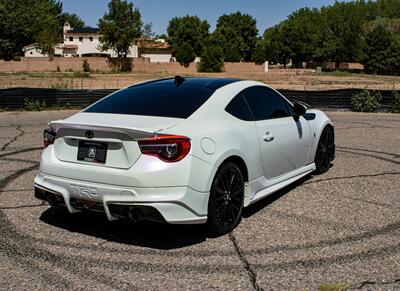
[245,163,315,207]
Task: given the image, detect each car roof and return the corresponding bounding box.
[130,77,241,91]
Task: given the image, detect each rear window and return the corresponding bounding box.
[85,82,214,118]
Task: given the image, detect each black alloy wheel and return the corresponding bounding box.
[315,126,335,174]
[207,162,244,234]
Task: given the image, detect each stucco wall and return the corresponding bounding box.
[141,53,172,63]
[23,47,45,58]
[0,57,265,73]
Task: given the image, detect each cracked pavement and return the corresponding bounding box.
[0,110,399,290]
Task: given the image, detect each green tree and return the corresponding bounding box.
[0,0,32,60]
[98,0,142,61]
[174,42,195,67]
[319,1,378,63]
[261,0,382,65]
[278,8,323,66]
[0,0,62,59]
[364,18,400,34]
[378,0,400,18]
[167,15,209,63]
[361,25,400,75]
[142,22,155,38]
[213,12,258,62]
[252,39,266,65]
[198,37,224,72]
[263,24,291,66]
[33,0,62,57]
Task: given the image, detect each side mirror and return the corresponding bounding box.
[293,102,307,121]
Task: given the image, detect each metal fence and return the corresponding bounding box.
[0,87,397,110]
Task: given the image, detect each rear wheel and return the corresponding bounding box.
[207,162,244,234]
[315,126,335,174]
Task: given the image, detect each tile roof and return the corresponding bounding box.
[137,38,171,49]
[63,44,78,49]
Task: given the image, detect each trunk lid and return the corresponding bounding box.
[50,112,182,169]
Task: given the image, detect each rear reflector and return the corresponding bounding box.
[138,135,190,162]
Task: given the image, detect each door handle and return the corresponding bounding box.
[263,132,274,142]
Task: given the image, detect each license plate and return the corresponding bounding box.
[77,141,108,164]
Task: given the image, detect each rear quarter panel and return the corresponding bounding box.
[161,81,265,191]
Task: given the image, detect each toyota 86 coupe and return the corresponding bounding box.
[34,77,335,233]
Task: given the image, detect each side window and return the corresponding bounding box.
[225,94,254,121]
[242,86,292,120]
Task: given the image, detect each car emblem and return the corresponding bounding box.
[85,130,94,139]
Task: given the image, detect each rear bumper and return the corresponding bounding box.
[34,171,209,224]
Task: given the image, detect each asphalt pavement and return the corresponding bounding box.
[0,110,399,290]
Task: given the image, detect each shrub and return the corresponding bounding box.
[351,89,381,112]
[24,98,46,111]
[49,80,70,89]
[198,44,224,73]
[73,71,90,78]
[82,58,90,72]
[50,102,72,110]
[391,89,400,113]
[175,42,196,68]
[318,283,348,291]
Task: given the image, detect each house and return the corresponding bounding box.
[23,22,138,58]
[22,44,46,57]
[137,38,173,63]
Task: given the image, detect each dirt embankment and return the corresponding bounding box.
[0,69,399,90]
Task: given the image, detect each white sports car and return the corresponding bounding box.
[34,77,335,233]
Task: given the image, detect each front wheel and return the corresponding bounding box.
[314,126,335,174]
[207,162,244,234]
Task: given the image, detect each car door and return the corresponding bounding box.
[242,86,312,179]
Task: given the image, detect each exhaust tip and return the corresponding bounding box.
[127,207,143,223]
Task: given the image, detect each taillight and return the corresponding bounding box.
[138,135,191,162]
[43,128,56,148]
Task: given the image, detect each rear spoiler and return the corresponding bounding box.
[49,122,157,140]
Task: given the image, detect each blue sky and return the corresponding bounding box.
[60,0,351,35]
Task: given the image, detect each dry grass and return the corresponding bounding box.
[0,69,399,90]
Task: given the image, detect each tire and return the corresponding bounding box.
[314,126,335,174]
[207,162,244,234]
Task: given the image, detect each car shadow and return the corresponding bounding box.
[40,208,212,249]
[39,173,315,250]
[242,173,313,218]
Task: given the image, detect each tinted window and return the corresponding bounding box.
[225,94,254,121]
[242,86,292,120]
[85,82,214,119]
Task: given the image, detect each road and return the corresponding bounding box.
[0,110,399,290]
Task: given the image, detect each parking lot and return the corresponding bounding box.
[0,110,399,290]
